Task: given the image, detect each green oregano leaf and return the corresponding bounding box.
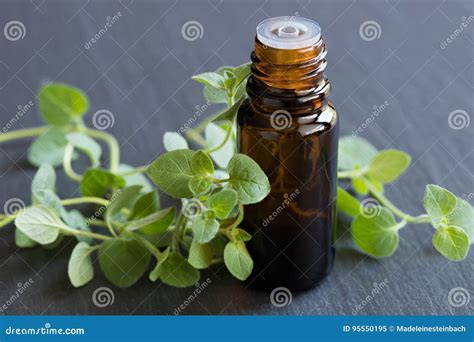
[80,168,126,197]
[192,72,226,90]
[105,186,143,228]
[15,206,63,245]
[337,187,361,217]
[208,189,238,219]
[152,252,200,288]
[31,164,56,203]
[125,207,175,235]
[432,226,469,261]
[445,197,474,242]
[38,83,89,126]
[99,238,151,288]
[163,132,189,151]
[68,242,95,287]
[146,149,196,198]
[189,176,212,196]
[227,154,270,204]
[338,136,378,170]
[188,240,213,269]
[367,150,411,183]
[423,184,457,229]
[191,150,214,175]
[351,207,400,258]
[27,128,70,167]
[192,216,220,244]
[224,240,253,280]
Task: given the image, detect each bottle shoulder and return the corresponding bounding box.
[238,98,338,137]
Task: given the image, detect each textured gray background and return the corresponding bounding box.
[0,0,473,315]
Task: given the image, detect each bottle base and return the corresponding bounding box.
[245,271,332,293]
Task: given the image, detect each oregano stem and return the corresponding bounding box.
[204,124,233,154]
[118,165,148,177]
[0,126,48,143]
[60,225,112,241]
[134,233,165,259]
[363,179,430,224]
[83,128,120,173]
[63,144,83,182]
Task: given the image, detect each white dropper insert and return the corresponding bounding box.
[256,16,321,50]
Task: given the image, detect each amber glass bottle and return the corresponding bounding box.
[237,17,338,291]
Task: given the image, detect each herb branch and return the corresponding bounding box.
[0,62,472,290]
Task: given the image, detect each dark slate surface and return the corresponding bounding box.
[0,0,472,315]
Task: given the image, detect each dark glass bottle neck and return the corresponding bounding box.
[246,37,331,116]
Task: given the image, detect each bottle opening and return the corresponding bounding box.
[256,16,321,50]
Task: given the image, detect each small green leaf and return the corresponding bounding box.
[337,187,361,217]
[125,207,175,235]
[352,208,399,258]
[15,229,38,248]
[423,184,458,228]
[204,86,228,104]
[27,128,70,167]
[232,62,251,82]
[131,191,160,219]
[64,209,91,243]
[146,149,196,198]
[432,226,469,261]
[446,197,474,242]
[80,168,126,197]
[212,98,244,124]
[227,154,270,204]
[66,132,102,167]
[118,164,154,193]
[367,150,411,183]
[338,136,378,170]
[208,189,238,219]
[188,240,213,269]
[230,228,252,242]
[351,177,368,195]
[68,242,95,287]
[205,122,235,168]
[105,186,143,228]
[192,72,226,89]
[192,216,220,244]
[15,206,63,244]
[191,150,214,175]
[99,238,151,288]
[152,252,200,288]
[224,241,253,280]
[38,83,89,126]
[31,164,56,204]
[189,176,212,196]
[163,132,189,151]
